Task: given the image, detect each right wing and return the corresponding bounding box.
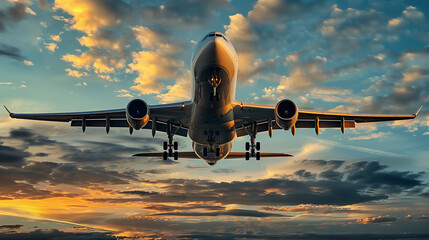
[233,102,421,137]
[4,101,192,136]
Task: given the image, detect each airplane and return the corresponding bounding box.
[3,32,422,166]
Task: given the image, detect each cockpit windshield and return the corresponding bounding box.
[202,32,228,43]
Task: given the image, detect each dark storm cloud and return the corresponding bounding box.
[0,229,115,240]
[0,143,30,167]
[174,233,429,240]
[346,161,423,193]
[0,43,24,60]
[294,169,316,179]
[8,128,57,146]
[113,160,424,206]
[300,160,345,170]
[118,177,386,206]
[319,170,344,181]
[143,203,225,212]
[0,225,23,230]
[357,215,397,224]
[0,2,26,32]
[212,168,235,174]
[152,209,288,218]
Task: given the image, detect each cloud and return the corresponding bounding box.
[0,229,116,240]
[44,42,58,52]
[0,224,23,229]
[37,0,50,9]
[65,68,87,78]
[320,5,385,55]
[357,215,397,224]
[0,43,24,60]
[50,34,61,42]
[402,6,424,21]
[277,59,328,94]
[139,0,229,26]
[152,209,288,218]
[23,60,33,66]
[0,2,26,32]
[128,26,184,95]
[248,0,322,22]
[53,0,130,34]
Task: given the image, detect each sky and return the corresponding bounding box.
[0,0,429,239]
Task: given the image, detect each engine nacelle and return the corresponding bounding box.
[275,99,298,130]
[126,99,149,130]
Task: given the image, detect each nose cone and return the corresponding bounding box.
[194,37,236,78]
[200,38,229,65]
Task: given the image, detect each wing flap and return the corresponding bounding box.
[71,119,188,137]
[236,120,356,137]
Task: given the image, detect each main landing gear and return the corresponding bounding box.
[163,122,179,160]
[245,122,261,160]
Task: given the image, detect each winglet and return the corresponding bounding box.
[3,105,12,117]
[414,105,423,117]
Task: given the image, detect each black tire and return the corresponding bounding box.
[245,142,250,151]
[256,142,260,151]
[203,147,208,156]
[216,148,220,157]
[256,152,260,160]
[163,151,168,160]
[163,141,168,150]
[245,152,250,160]
[174,141,178,150]
[174,151,178,160]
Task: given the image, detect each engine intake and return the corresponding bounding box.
[275,99,298,130]
[126,99,149,130]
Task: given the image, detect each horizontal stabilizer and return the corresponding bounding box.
[133,152,293,159]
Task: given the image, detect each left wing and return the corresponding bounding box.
[3,102,192,136]
[233,102,421,137]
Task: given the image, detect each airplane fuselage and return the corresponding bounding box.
[188,32,238,164]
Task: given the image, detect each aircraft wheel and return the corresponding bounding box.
[245,142,250,151]
[163,151,168,160]
[163,141,168,150]
[256,152,261,160]
[174,151,178,160]
[256,142,260,151]
[174,141,178,150]
[245,152,250,160]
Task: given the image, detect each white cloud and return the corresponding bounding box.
[50,34,61,42]
[65,68,88,78]
[23,60,33,66]
[44,42,58,52]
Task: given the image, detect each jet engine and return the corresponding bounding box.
[275,99,298,130]
[126,99,149,130]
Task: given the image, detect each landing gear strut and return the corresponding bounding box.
[163,121,179,160]
[203,141,221,157]
[245,121,261,160]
